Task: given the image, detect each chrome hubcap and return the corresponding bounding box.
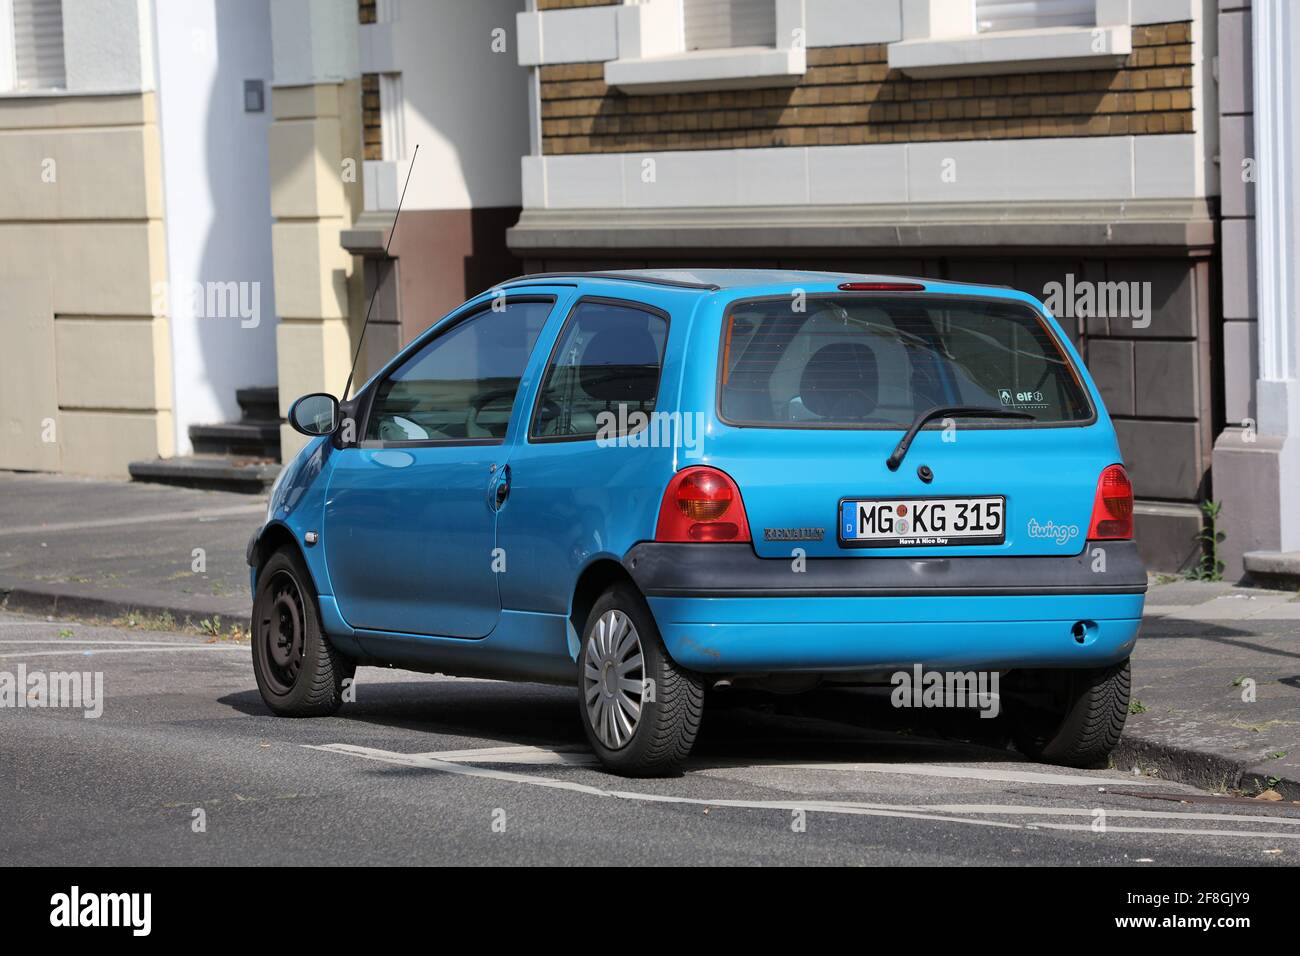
[582,609,644,750]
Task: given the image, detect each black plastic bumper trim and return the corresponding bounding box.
[623,541,1147,599]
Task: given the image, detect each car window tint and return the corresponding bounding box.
[720,296,1091,427]
[366,299,552,443]
[531,300,668,440]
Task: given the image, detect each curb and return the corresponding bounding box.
[0,579,250,630]
[1114,734,1300,802]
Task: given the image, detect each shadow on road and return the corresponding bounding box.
[219,677,1029,770]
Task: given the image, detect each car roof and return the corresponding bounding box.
[496,268,1012,295]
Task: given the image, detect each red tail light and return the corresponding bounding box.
[656,467,751,542]
[1088,464,1134,539]
[837,281,926,292]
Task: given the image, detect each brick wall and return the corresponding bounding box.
[540,23,1193,155]
[362,74,381,161]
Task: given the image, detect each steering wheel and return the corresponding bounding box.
[467,388,517,438]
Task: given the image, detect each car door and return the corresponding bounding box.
[322,293,562,637]
[496,295,675,618]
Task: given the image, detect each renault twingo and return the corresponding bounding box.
[249,270,1145,777]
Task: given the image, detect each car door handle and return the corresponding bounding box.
[489,464,511,511]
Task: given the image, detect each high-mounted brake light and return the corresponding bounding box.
[837,281,926,292]
[1087,464,1134,540]
[655,467,751,542]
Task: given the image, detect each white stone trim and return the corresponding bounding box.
[515,6,619,67]
[524,134,1199,209]
[901,0,973,40]
[1252,0,1297,390]
[805,0,902,46]
[358,21,396,74]
[270,0,358,87]
[1129,0,1194,27]
[605,45,804,94]
[888,24,1130,77]
[0,0,16,93]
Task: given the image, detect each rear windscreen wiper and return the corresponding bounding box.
[886,405,1037,471]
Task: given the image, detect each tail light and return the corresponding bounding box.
[1088,464,1133,539]
[656,467,751,542]
[837,281,925,292]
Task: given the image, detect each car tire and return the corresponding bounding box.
[1009,658,1131,768]
[251,546,354,717]
[577,582,704,777]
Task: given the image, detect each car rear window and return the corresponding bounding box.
[719,295,1092,427]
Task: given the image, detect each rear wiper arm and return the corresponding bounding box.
[885,404,1036,471]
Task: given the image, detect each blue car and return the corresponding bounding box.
[248,270,1145,777]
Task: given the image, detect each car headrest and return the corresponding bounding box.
[579,328,662,403]
[799,342,879,419]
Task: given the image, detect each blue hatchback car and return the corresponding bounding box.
[248,270,1145,777]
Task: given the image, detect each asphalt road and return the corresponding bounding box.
[3,609,1299,866]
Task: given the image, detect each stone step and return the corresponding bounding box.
[128,455,281,494]
[189,420,281,459]
[236,386,279,422]
[1243,551,1300,590]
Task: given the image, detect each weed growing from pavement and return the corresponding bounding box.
[1187,500,1226,582]
[42,608,257,642]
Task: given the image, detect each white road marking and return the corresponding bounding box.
[0,504,264,536]
[0,622,82,627]
[0,640,211,646]
[413,744,599,766]
[312,743,1297,839]
[408,743,1162,788]
[923,803,1300,827]
[306,743,1021,830]
[1033,822,1300,840]
[0,646,245,659]
[738,761,1165,787]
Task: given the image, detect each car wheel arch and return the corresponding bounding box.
[568,557,645,660]
[253,523,317,592]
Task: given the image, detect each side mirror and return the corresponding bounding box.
[287,393,339,437]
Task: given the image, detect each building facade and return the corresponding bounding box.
[1211,0,1300,581]
[3,0,1298,579]
[0,0,278,476]
[509,0,1220,572]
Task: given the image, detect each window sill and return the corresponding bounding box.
[887,25,1131,78]
[604,46,806,96]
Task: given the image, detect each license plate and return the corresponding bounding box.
[839,496,1005,548]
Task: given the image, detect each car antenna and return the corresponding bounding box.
[341,143,419,402]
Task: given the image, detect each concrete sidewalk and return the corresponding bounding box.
[1121,580,1300,800]
[1,470,1297,797]
[0,471,257,629]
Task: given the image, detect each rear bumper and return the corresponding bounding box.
[625,542,1145,673]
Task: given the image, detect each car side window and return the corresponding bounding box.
[365,298,553,444]
[530,299,668,441]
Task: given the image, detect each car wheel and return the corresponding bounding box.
[577,582,704,777]
[251,546,354,717]
[1008,658,1130,768]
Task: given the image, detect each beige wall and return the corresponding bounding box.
[269,80,364,459]
[0,92,173,476]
